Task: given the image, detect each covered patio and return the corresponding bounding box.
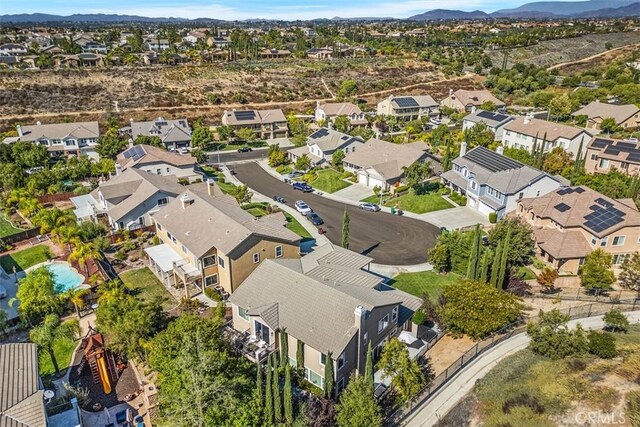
[144,244,201,298]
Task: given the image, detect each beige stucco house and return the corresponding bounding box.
[440,89,505,112]
[585,136,640,176]
[572,101,640,131]
[221,109,288,139]
[116,144,202,182]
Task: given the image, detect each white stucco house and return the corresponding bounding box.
[288,128,365,166]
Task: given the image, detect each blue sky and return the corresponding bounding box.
[4,0,520,19]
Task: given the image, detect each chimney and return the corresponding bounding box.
[115,163,122,176]
[206,178,216,195]
[16,124,22,138]
[354,305,367,373]
[449,88,453,97]
[471,106,477,114]
[36,121,41,126]
[180,193,192,209]
[460,141,467,157]
[523,114,531,125]
[496,145,504,155]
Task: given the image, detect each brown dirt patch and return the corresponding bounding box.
[428,334,476,375]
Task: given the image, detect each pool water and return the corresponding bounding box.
[46,263,85,293]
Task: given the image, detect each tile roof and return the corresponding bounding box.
[504,117,591,141]
[19,121,99,142]
[588,136,640,165]
[130,117,191,144]
[318,102,362,116]
[116,144,196,169]
[449,90,505,107]
[534,228,593,259]
[572,102,640,125]
[306,128,364,152]
[222,109,286,126]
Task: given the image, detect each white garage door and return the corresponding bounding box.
[358,173,369,186]
[478,202,495,216]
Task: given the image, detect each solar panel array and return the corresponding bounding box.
[463,147,523,172]
[123,145,145,161]
[310,128,329,139]
[575,187,585,193]
[554,203,571,212]
[394,97,419,108]
[477,110,509,122]
[593,138,640,163]
[234,111,257,121]
[583,198,625,233]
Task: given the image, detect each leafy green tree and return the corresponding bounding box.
[527,309,588,359]
[488,217,535,266]
[580,249,615,291]
[536,267,559,292]
[11,141,49,169]
[337,79,358,98]
[236,127,257,142]
[133,135,165,149]
[268,144,288,167]
[96,129,126,159]
[64,286,89,319]
[216,125,234,142]
[464,123,495,148]
[619,252,640,292]
[295,154,312,171]
[231,184,253,204]
[588,331,617,359]
[284,365,294,425]
[335,375,383,427]
[324,352,334,399]
[191,126,213,148]
[332,149,346,168]
[548,94,572,121]
[378,338,428,404]
[428,242,450,273]
[604,309,630,333]
[256,359,264,408]
[543,147,574,175]
[14,267,61,326]
[286,113,308,140]
[29,314,80,376]
[497,231,511,289]
[490,242,502,287]
[342,209,350,249]
[466,224,482,280]
[439,280,523,339]
[68,241,103,276]
[402,161,432,190]
[333,116,351,133]
[600,117,621,134]
[479,101,497,111]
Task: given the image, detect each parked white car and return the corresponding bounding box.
[295,200,312,215]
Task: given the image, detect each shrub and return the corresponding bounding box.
[152,236,160,246]
[115,249,127,261]
[587,331,617,359]
[204,288,222,302]
[626,391,640,427]
[489,212,497,223]
[394,184,409,194]
[527,309,588,359]
[412,309,426,325]
[502,393,545,415]
[603,309,630,333]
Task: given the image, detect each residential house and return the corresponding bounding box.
[73,35,107,54]
[441,145,563,219]
[307,47,333,59]
[182,31,206,44]
[572,101,640,131]
[585,136,640,176]
[212,37,231,49]
[502,115,593,159]
[462,109,514,141]
[440,89,506,112]
[260,48,292,59]
[40,44,64,55]
[376,95,439,121]
[147,39,171,51]
[315,101,367,128]
[14,121,100,158]
[146,181,300,295]
[228,243,425,394]
[344,139,435,190]
[116,144,202,182]
[0,43,28,56]
[288,128,364,166]
[125,117,192,149]
[221,109,288,139]
[516,186,640,275]
[70,168,184,230]
[303,28,317,37]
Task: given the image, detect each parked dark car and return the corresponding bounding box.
[306,212,324,225]
[237,146,252,153]
[272,195,286,203]
[292,182,313,192]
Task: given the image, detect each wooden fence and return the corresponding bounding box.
[37,192,76,204]
[2,227,40,246]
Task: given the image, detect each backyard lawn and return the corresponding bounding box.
[390,271,460,302]
[309,169,351,193]
[284,213,313,239]
[39,334,76,377]
[120,267,177,310]
[0,215,23,238]
[384,193,454,214]
[0,245,52,272]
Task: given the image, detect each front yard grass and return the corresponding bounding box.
[390,271,460,302]
[384,193,454,214]
[39,334,76,377]
[0,215,23,238]
[120,267,177,310]
[517,266,537,280]
[360,195,381,204]
[0,245,52,272]
[200,166,238,195]
[309,169,351,193]
[284,213,312,239]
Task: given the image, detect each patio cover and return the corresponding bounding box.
[144,244,184,273]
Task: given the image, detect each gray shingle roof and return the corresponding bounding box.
[306,128,364,152]
[19,122,99,142]
[130,118,191,144]
[344,138,428,181]
[572,102,640,124]
[463,109,514,128]
[117,144,196,169]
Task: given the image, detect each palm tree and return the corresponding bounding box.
[29,314,80,377]
[52,225,79,253]
[33,208,76,235]
[64,286,89,319]
[68,242,103,276]
[97,279,127,303]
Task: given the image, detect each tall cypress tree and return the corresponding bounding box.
[479,248,491,284]
[490,242,502,287]
[466,224,481,280]
[324,352,334,399]
[284,365,294,425]
[365,342,374,392]
[273,361,282,422]
[296,340,304,376]
[280,329,289,367]
[257,360,264,408]
[265,354,273,425]
[342,209,350,249]
[574,137,584,174]
[497,232,511,289]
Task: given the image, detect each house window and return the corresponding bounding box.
[320,353,326,366]
[181,244,187,254]
[599,159,610,168]
[336,378,345,394]
[600,236,608,247]
[218,256,225,268]
[337,353,346,370]
[590,154,598,160]
[470,180,477,190]
[157,223,162,231]
[156,168,162,174]
[167,232,174,241]
[378,314,390,333]
[254,321,271,344]
[613,254,630,265]
[205,274,218,286]
[238,307,249,321]
[363,332,368,344]
[591,235,597,245]
[253,253,260,264]
[157,198,168,206]
[166,167,170,173]
[392,306,398,322]
[519,192,524,199]
[203,256,216,267]
[613,236,626,246]
[305,368,323,389]
[275,245,283,258]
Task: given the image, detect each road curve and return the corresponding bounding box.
[233,162,441,265]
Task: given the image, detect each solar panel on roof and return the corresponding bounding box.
[234,111,256,121]
[616,141,638,152]
[554,203,571,212]
[628,153,640,163]
[574,187,585,193]
[590,138,609,149]
[583,203,625,233]
[595,198,613,208]
[394,97,419,108]
[311,128,329,139]
[463,147,523,173]
[122,145,145,161]
[477,110,508,122]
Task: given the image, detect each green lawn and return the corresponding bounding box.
[284,213,312,239]
[390,271,460,302]
[0,215,23,238]
[309,169,352,193]
[39,335,76,377]
[200,166,238,195]
[517,266,537,280]
[120,267,177,310]
[360,195,382,204]
[384,193,454,214]
[245,207,268,217]
[0,245,52,272]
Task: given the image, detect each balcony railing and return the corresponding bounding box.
[224,327,276,364]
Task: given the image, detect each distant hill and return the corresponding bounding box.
[0,13,225,24]
[495,0,638,16]
[407,9,490,20]
[575,2,640,17]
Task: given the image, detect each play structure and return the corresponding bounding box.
[81,327,118,395]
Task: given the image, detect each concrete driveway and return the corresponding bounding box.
[417,205,490,230]
[333,183,374,202]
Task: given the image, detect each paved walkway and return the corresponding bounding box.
[369,262,433,277]
[404,311,640,427]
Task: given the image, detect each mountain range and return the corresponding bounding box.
[0,0,638,23]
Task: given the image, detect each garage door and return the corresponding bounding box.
[478,202,495,216]
[358,173,369,186]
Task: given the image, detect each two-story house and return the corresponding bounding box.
[116,144,202,182]
[440,89,506,113]
[70,168,184,230]
[516,186,640,275]
[0,43,28,56]
[14,121,100,159]
[288,128,365,167]
[221,109,288,139]
[376,95,438,121]
[146,39,171,51]
[462,109,514,141]
[125,117,192,150]
[315,102,368,128]
[228,242,424,396]
[502,115,593,159]
[146,181,300,295]
[441,145,563,219]
[572,101,640,131]
[585,136,640,176]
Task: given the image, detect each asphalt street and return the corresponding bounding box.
[205,148,268,164]
[233,162,441,265]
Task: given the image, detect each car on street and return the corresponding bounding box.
[306,212,324,225]
[285,171,304,179]
[295,200,313,215]
[237,146,253,153]
[359,203,381,212]
[272,195,286,203]
[292,182,313,192]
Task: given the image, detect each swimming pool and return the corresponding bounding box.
[46,262,85,293]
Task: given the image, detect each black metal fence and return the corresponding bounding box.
[386,301,640,426]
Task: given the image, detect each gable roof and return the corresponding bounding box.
[389,95,438,109]
[504,117,591,141]
[463,109,514,128]
[222,109,286,126]
[129,117,191,144]
[588,136,640,165]
[306,128,364,152]
[0,343,47,427]
[345,138,429,181]
[152,184,300,258]
[19,121,99,142]
[116,144,196,169]
[572,102,640,125]
[449,90,505,108]
[318,102,362,116]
